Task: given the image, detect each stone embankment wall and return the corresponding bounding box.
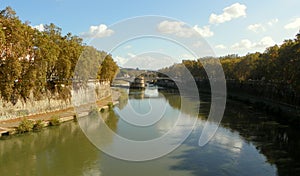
[0,81,111,120]
[196,79,300,125]
[196,79,300,107]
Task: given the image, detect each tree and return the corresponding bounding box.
[0,6,119,103]
[0,6,17,19]
[98,55,119,83]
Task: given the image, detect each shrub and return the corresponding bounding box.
[88,107,99,117]
[16,110,29,116]
[100,108,105,113]
[33,119,44,131]
[73,114,78,122]
[107,102,114,111]
[49,115,60,126]
[17,118,34,133]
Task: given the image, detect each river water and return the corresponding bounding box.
[0,87,299,176]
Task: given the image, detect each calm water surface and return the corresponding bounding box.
[0,88,299,176]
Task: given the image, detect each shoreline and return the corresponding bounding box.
[198,88,300,127]
[0,90,120,138]
[157,84,300,127]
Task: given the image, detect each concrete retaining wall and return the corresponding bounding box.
[0,81,111,120]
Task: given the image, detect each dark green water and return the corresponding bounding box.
[0,88,299,176]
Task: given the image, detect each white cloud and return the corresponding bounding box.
[247,19,279,33]
[268,18,279,26]
[284,18,300,29]
[193,25,214,37]
[247,23,265,33]
[115,52,176,70]
[123,53,174,70]
[114,56,128,66]
[113,53,137,67]
[158,20,214,38]
[232,39,252,49]
[180,53,196,59]
[33,24,44,31]
[231,36,275,50]
[209,3,247,24]
[80,24,114,38]
[127,53,136,58]
[124,45,132,49]
[193,41,203,48]
[215,44,226,49]
[255,36,276,48]
[157,20,195,37]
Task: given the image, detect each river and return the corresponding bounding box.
[0,87,299,176]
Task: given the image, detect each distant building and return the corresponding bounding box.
[124,73,130,78]
[130,76,145,89]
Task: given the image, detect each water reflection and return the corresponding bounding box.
[220,100,300,175]
[114,89,180,141]
[169,94,300,176]
[170,125,277,176]
[129,89,145,99]
[117,88,129,110]
[0,88,299,175]
[0,122,101,176]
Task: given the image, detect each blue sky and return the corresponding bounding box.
[1,0,300,69]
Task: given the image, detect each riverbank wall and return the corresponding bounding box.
[0,81,111,121]
[155,78,300,126]
[0,84,120,138]
[196,79,300,126]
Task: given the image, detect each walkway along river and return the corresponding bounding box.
[0,87,299,175]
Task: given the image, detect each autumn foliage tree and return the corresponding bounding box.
[0,7,119,104]
[160,31,300,93]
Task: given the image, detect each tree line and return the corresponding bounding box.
[0,7,118,104]
[160,31,300,94]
